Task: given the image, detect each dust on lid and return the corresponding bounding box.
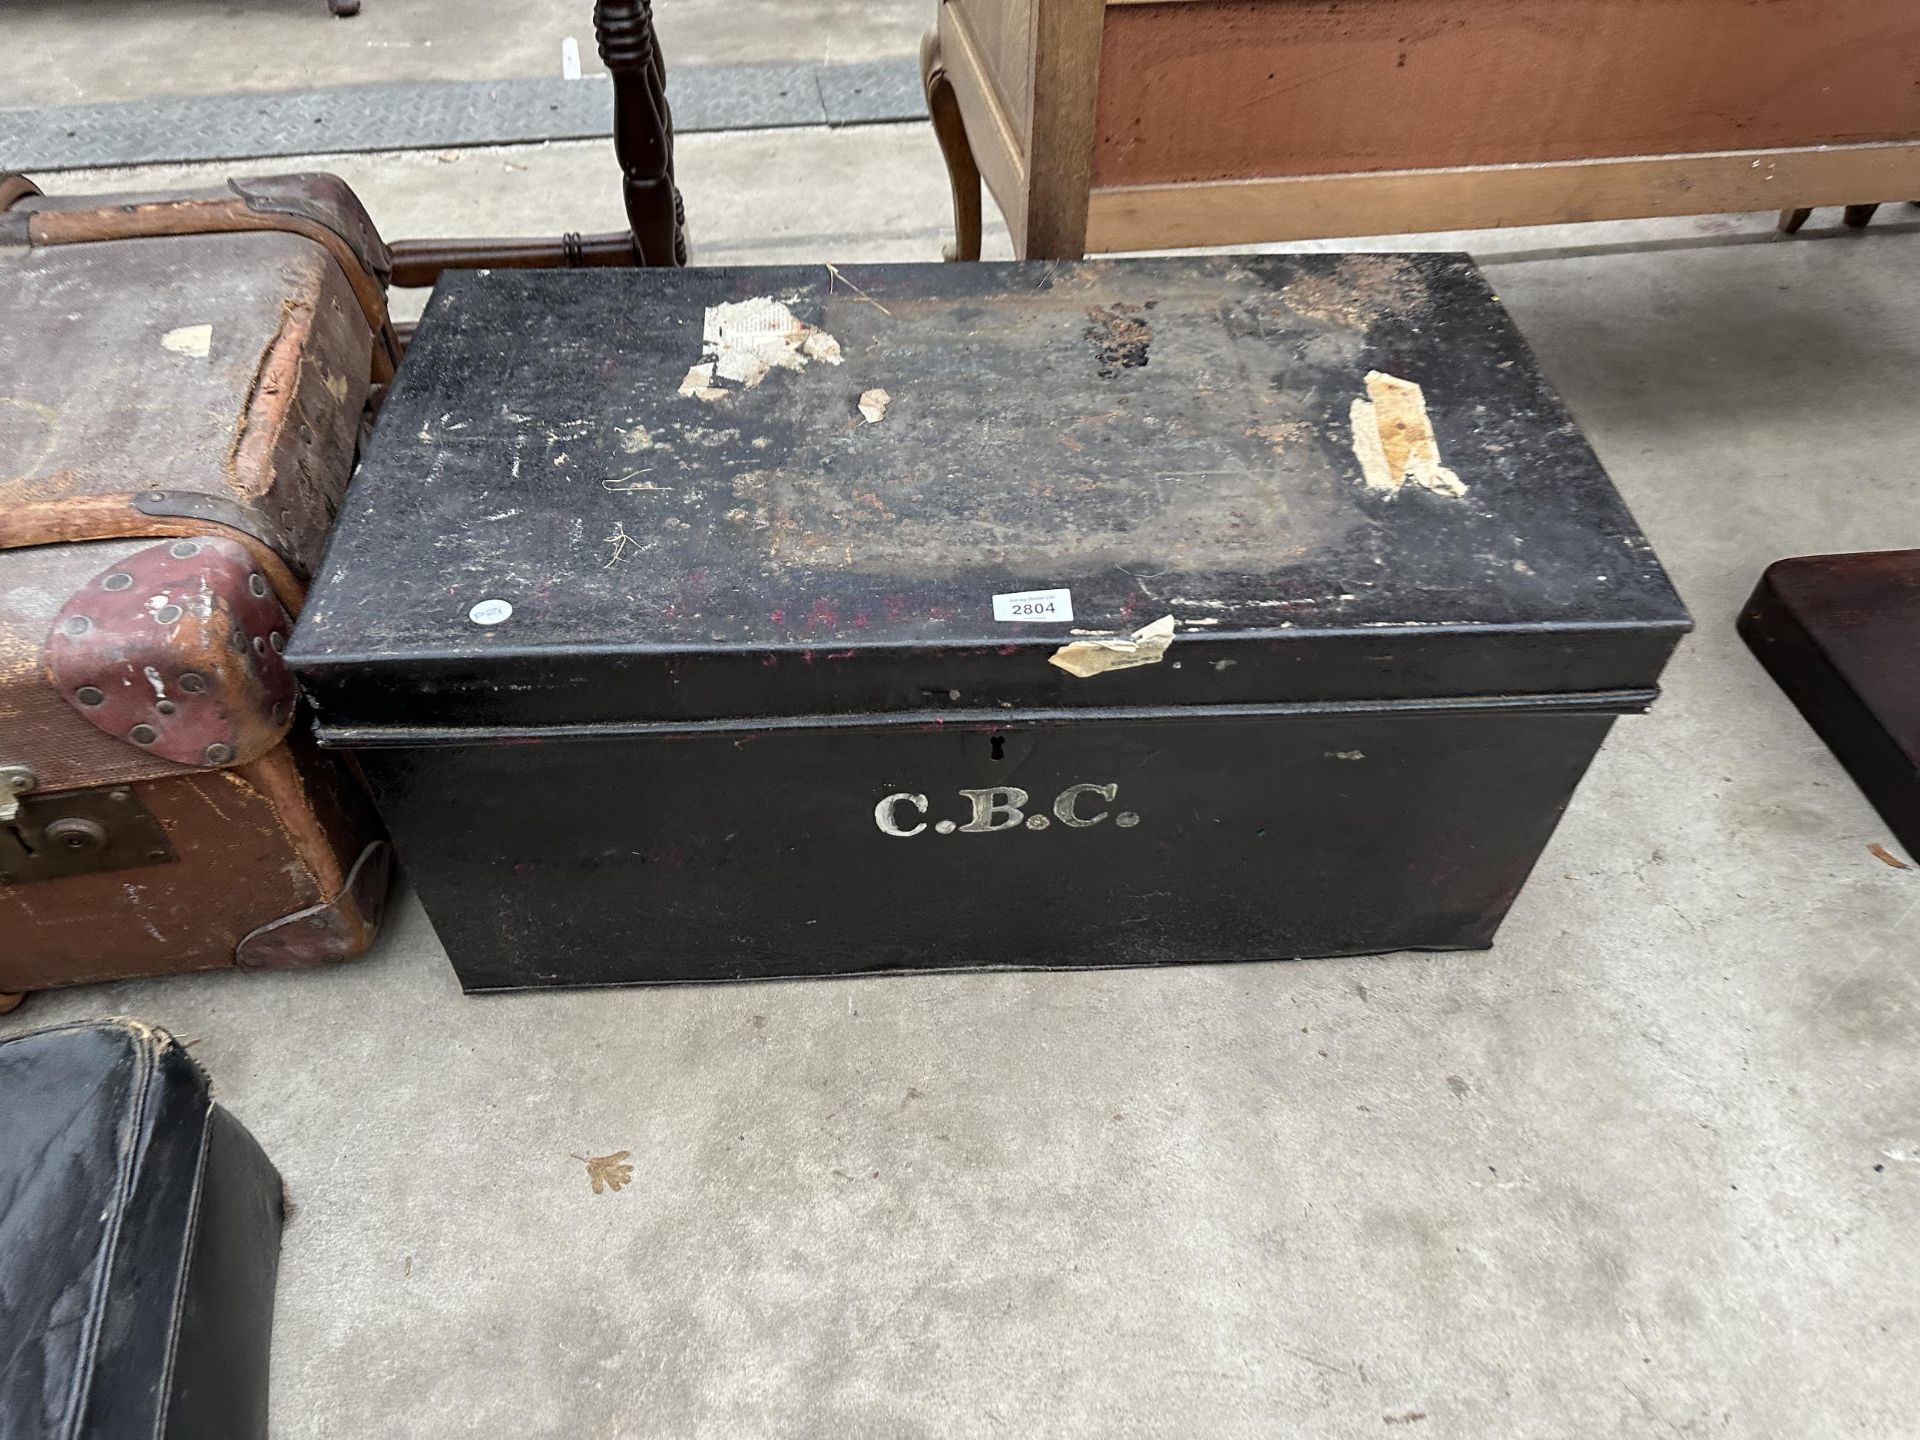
[290,257,1689,730]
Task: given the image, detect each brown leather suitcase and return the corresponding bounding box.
[0,174,395,1007]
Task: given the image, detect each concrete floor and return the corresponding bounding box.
[4,0,929,103]
[7,62,1920,1440]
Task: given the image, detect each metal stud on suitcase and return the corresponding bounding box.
[0,176,395,1006]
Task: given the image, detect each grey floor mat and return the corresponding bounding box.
[0,59,925,172]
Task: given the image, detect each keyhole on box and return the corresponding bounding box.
[966,729,1032,775]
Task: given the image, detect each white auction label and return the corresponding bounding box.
[992,588,1074,623]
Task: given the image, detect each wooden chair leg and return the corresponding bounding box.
[596,0,687,267]
[921,27,982,262]
[1785,203,1896,235]
[377,3,690,282]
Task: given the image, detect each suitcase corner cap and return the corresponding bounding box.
[234,840,392,969]
[45,538,299,769]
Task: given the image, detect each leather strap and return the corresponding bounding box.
[228,174,391,286]
[0,496,307,616]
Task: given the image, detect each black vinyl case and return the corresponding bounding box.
[289,257,1690,990]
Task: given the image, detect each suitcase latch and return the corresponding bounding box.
[0,781,175,886]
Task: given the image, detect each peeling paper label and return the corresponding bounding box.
[678,363,725,401]
[1049,615,1175,678]
[679,297,842,402]
[160,324,212,359]
[1350,370,1466,497]
[993,587,1072,623]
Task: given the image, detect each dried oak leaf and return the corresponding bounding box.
[577,1151,634,1195]
[1869,843,1912,871]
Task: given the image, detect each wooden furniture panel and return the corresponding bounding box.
[1085,141,1920,251]
[948,0,1036,137]
[1091,0,1920,187]
[928,0,1106,258]
[925,0,1920,259]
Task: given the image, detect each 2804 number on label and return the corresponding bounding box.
[991,587,1074,622]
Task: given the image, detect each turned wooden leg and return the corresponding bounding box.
[0,993,26,1016]
[921,27,982,263]
[596,0,687,266]
[1778,207,1814,235]
[1843,203,1881,229]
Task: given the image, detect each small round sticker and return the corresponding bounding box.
[468,598,514,626]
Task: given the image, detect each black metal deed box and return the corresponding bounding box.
[289,257,1690,991]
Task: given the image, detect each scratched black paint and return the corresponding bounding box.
[291,257,1689,989]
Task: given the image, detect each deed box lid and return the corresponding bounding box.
[290,258,1689,735]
